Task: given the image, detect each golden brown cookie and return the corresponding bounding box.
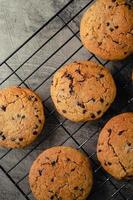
[51,61,116,122]
[0,86,45,148]
[80,0,133,60]
[97,112,133,180]
[29,146,93,200]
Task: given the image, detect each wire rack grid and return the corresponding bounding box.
[0,0,133,200]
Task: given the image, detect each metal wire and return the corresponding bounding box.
[0,0,133,199]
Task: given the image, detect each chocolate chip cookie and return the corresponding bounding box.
[29,146,93,200]
[51,61,116,122]
[80,0,133,60]
[0,86,45,148]
[97,112,133,180]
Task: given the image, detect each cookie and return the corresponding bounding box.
[80,0,133,60]
[51,61,116,122]
[0,86,45,148]
[97,112,133,180]
[29,146,93,200]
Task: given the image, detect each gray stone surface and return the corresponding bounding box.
[0,0,69,63]
[0,0,133,200]
[0,168,26,200]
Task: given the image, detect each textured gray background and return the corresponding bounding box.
[0,0,133,200]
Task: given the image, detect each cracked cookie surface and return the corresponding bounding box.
[51,61,116,122]
[0,86,45,148]
[29,146,93,200]
[80,0,133,60]
[97,112,133,180]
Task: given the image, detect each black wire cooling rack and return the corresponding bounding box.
[0,0,133,199]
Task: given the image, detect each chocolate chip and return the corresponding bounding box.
[71,168,75,172]
[104,161,107,166]
[106,22,110,26]
[83,109,87,114]
[34,98,38,101]
[90,113,96,119]
[124,52,127,55]
[38,169,43,176]
[74,186,79,190]
[12,117,15,120]
[0,132,6,140]
[16,95,19,97]
[106,103,109,107]
[127,142,131,146]
[17,114,21,118]
[108,129,112,134]
[66,158,70,162]
[22,115,25,119]
[57,99,61,103]
[69,83,74,94]
[51,178,54,182]
[112,0,116,2]
[108,5,112,8]
[33,131,38,135]
[19,138,23,141]
[100,98,104,103]
[77,102,85,109]
[98,42,102,46]
[118,130,125,136]
[108,162,112,166]
[62,110,67,113]
[110,28,114,32]
[35,115,39,118]
[115,25,119,29]
[65,74,73,81]
[50,196,54,200]
[99,74,104,78]
[1,135,6,140]
[51,160,56,166]
[28,96,34,101]
[98,149,102,153]
[97,110,102,115]
[92,98,95,102]
[0,105,6,112]
[39,119,42,124]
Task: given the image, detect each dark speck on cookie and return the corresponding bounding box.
[19,138,23,141]
[65,74,73,81]
[90,113,96,119]
[110,28,114,32]
[51,160,56,166]
[118,130,125,136]
[108,128,112,135]
[33,131,38,135]
[38,119,42,124]
[0,105,6,112]
[62,110,67,113]
[97,110,102,115]
[100,98,104,103]
[77,102,85,109]
[51,178,54,182]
